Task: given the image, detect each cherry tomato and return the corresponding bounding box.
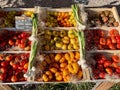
[5,55,13,61]
[20,43,26,49]
[0,54,4,61]
[116,68,120,73]
[99,72,105,79]
[108,43,116,50]
[11,75,18,82]
[111,36,117,43]
[109,29,119,36]
[116,36,120,43]
[10,61,15,66]
[20,59,27,66]
[112,62,119,68]
[12,64,18,70]
[117,43,120,49]
[0,67,7,73]
[24,63,28,69]
[112,55,120,62]
[15,39,21,46]
[97,64,104,71]
[8,39,14,46]
[104,61,111,67]
[106,38,112,45]
[0,73,6,80]
[20,32,27,38]
[106,68,113,75]
[1,61,8,67]
[100,38,106,45]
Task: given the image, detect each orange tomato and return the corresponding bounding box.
[24,63,28,69]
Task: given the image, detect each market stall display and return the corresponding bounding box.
[0,4,120,84]
[0,8,35,83]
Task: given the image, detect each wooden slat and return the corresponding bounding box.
[95,82,115,90]
[0,85,12,90]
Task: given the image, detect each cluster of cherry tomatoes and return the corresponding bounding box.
[91,54,120,79]
[0,53,29,82]
[0,30,31,51]
[85,29,120,50]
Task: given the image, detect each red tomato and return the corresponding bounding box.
[0,67,7,73]
[20,32,27,38]
[12,64,18,70]
[104,61,111,67]
[20,59,27,66]
[20,43,26,49]
[106,38,112,45]
[11,75,18,82]
[100,38,106,45]
[97,64,104,71]
[117,43,120,49]
[99,72,105,79]
[15,39,21,46]
[8,39,14,46]
[111,36,117,43]
[5,55,13,61]
[10,61,15,66]
[116,68,120,73]
[112,62,119,68]
[24,63,28,69]
[109,29,119,36]
[105,68,113,75]
[1,61,8,67]
[108,43,116,50]
[0,73,6,80]
[112,55,120,62]
[116,36,120,43]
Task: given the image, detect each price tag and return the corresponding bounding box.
[15,16,32,30]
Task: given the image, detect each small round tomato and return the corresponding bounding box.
[105,67,113,75]
[99,72,105,79]
[109,29,119,36]
[0,73,6,80]
[111,36,117,43]
[1,61,8,67]
[116,68,120,73]
[10,61,15,66]
[116,36,120,43]
[106,38,112,45]
[24,63,28,69]
[100,38,106,45]
[5,55,13,61]
[11,75,18,82]
[0,67,7,73]
[104,61,111,67]
[20,32,27,39]
[112,62,119,68]
[8,39,14,46]
[15,39,21,46]
[112,55,120,62]
[20,59,27,66]
[108,43,116,50]
[20,43,26,49]
[117,43,120,49]
[12,64,18,70]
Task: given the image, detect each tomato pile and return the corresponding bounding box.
[85,29,120,50]
[36,52,82,82]
[0,30,31,51]
[87,10,119,27]
[0,11,33,28]
[0,53,29,82]
[91,53,120,79]
[40,29,79,51]
[45,11,76,27]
